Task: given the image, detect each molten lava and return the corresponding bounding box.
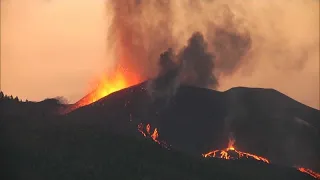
[138,123,170,149]
[204,138,320,178]
[79,66,140,107]
[63,66,141,114]
[297,167,320,179]
[203,138,270,163]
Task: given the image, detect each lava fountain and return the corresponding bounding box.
[63,66,141,114]
[203,137,320,179]
[203,137,270,163]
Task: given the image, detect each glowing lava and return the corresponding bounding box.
[79,66,140,106]
[63,66,141,114]
[297,167,320,179]
[138,123,170,149]
[203,138,270,163]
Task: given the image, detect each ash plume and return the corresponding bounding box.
[107,0,319,109]
[146,48,181,101]
[179,32,217,88]
[147,32,218,100]
[107,0,175,78]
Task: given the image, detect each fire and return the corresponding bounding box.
[203,138,270,163]
[62,66,141,114]
[138,123,170,149]
[78,66,140,107]
[297,167,320,179]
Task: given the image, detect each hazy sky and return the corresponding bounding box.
[1,0,319,109]
[1,0,111,101]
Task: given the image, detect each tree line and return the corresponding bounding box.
[0,91,26,102]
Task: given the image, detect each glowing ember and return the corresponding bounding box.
[203,138,270,163]
[297,167,320,179]
[138,123,170,149]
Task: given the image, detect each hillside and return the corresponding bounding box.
[66,82,320,171]
[0,84,319,179]
[0,112,315,180]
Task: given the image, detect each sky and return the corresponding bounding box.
[1,0,319,109]
[1,0,111,101]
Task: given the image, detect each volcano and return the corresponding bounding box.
[2,81,319,179]
[63,81,320,174]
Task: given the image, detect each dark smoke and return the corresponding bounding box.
[147,32,218,100]
[179,32,218,88]
[210,26,252,77]
[108,0,253,99]
[146,48,181,101]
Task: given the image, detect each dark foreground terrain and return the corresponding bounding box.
[0,83,319,180]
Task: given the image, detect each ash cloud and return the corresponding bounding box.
[148,32,218,100]
[179,32,217,88]
[107,0,319,109]
[107,0,175,78]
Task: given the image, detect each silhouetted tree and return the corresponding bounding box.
[0,91,4,99]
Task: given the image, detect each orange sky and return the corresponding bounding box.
[1,0,112,101]
[1,0,319,109]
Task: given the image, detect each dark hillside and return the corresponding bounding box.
[0,112,315,180]
[66,82,320,171]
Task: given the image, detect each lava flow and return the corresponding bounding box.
[138,123,170,149]
[63,66,141,113]
[297,167,320,179]
[203,138,270,163]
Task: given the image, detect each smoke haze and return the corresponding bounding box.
[1,0,319,109]
[107,0,319,109]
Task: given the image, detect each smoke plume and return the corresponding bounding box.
[147,32,218,100]
[107,0,319,109]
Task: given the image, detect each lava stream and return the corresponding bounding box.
[297,167,320,179]
[203,138,270,163]
[138,123,170,149]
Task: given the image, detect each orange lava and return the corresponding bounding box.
[80,66,140,107]
[297,167,320,179]
[203,138,270,163]
[63,66,141,113]
[138,123,169,149]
